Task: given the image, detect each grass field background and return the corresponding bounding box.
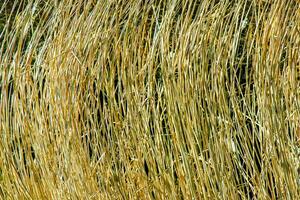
[1,0,300,199]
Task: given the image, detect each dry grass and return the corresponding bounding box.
[1,0,300,199]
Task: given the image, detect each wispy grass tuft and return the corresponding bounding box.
[1,0,300,199]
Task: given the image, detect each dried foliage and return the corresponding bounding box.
[1,0,300,199]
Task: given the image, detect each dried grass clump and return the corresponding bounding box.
[1,0,300,199]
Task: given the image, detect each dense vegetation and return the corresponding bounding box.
[1,0,300,199]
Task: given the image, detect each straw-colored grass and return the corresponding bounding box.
[1,0,300,199]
